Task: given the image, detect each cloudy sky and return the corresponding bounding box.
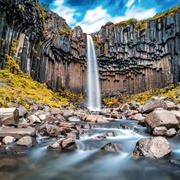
[39,0,179,33]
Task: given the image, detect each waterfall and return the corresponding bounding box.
[87,35,101,111]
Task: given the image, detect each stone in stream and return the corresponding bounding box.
[166,128,177,137]
[0,158,18,171]
[145,109,180,134]
[152,126,167,136]
[133,136,172,158]
[0,108,19,126]
[16,136,37,147]
[27,114,41,124]
[101,143,123,152]
[2,136,16,145]
[62,110,74,118]
[39,124,60,137]
[48,137,77,150]
[0,127,36,139]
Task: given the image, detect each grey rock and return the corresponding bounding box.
[133,136,172,158]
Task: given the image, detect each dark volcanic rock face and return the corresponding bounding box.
[94,14,180,95]
[0,0,180,95]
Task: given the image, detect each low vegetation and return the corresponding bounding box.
[103,84,180,107]
[58,27,71,36]
[102,4,180,32]
[0,69,69,109]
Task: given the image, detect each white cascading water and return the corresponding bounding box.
[87,34,101,111]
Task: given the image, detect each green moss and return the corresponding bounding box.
[92,35,102,48]
[114,18,137,27]
[103,84,180,107]
[150,4,180,21]
[5,54,20,74]
[0,69,69,109]
[32,48,38,54]
[101,4,180,33]
[10,38,19,56]
[58,27,71,36]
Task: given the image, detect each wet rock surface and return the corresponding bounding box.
[101,142,123,152]
[133,136,172,158]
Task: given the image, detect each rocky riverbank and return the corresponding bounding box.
[0,96,180,158]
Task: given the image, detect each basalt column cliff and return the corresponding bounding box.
[0,0,180,96]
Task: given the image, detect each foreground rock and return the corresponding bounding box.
[2,136,16,145]
[145,109,179,135]
[0,127,36,139]
[16,136,37,147]
[101,143,123,152]
[133,136,172,158]
[48,137,77,150]
[142,97,165,113]
[0,108,19,126]
[39,124,60,137]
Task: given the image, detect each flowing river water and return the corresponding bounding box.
[1,119,180,180]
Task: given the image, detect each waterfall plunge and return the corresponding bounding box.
[87,35,101,111]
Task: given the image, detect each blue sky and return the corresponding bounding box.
[39,0,180,33]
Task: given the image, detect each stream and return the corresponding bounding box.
[1,119,180,180]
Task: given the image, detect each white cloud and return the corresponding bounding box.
[52,0,77,25]
[77,6,111,33]
[51,0,156,34]
[78,5,156,33]
[126,0,135,8]
[125,6,156,20]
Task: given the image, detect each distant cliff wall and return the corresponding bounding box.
[93,12,180,95]
[0,0,180,96]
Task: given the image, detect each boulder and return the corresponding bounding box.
[164,101,179,110]
[48,137,77,150]
[166,128,176,137]
[68,116,80,122]
[133,136,172,158]
[2,136,16,145]
[0,127,36,139]
[50,108,61,115]
[85,114,102,122]
[96,117,109,123]
[17,105,27,117]
[100,108,112,117]
[110,111,122,119]
[63,110,74,118]
[39,124,60,137]
[60,122,75,128]
[152,126,167,136]
[74,110,87,121]
[120,103,130,112]
[170,110,180,121]
[145,110,179,133]
[101,143,123,152]
[142,97,165,113]
[130,113,145,121]
[0,108,19,126]
[27,114,41,124]
[16,136,37,147]
[128,101,140,110]
[61,137,76,149]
